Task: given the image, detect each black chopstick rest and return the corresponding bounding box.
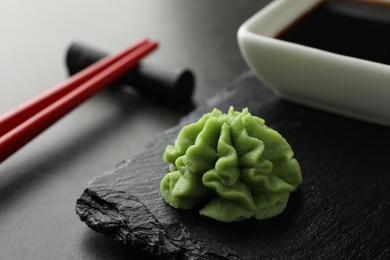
[66,42,195,105]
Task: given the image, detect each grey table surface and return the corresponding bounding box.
[0,0,270,259]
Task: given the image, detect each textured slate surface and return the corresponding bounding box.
[76,72,390,259]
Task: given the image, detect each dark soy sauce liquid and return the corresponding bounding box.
[276,1,390,65]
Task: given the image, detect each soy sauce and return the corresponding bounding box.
[276,1,390,65]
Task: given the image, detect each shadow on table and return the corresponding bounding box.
[81,230,150,260]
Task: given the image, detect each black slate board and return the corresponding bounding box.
[76,72,390,259]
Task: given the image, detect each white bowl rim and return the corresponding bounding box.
[237,0,390,126]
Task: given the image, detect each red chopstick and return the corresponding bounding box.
[0,38,158,163]
[0,38,149,137]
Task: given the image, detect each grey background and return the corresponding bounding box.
[0,0,270,259]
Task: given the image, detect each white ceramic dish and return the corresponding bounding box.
[238,0,390,126]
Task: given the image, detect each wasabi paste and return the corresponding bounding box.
[160,107,302,222]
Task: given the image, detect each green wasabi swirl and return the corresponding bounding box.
[160,107,302,222]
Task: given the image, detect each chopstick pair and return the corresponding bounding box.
[0,38,158,164]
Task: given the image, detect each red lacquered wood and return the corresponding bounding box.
[0,40,158,163]
[0,38,149,138]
